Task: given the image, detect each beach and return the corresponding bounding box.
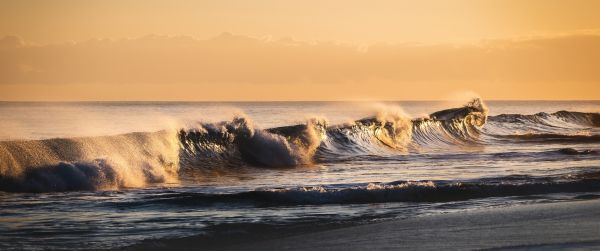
[131,199,600,251]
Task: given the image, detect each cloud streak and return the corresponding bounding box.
[0,32,599,100]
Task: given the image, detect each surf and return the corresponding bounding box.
[0,98,598,192]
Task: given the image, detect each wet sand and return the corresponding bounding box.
[129,199,600,251]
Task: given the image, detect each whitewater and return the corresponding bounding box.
[0,99,598,250]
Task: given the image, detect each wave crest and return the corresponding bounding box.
[1,98,598,193]
[179,114,325,168]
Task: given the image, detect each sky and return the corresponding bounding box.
[1,0,599,101]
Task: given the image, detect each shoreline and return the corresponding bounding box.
[127,199,600,251]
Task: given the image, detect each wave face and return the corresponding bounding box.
[488,111,599,128]
[178,116,324,168]
[484,111,600,144]
[178,99,488,166]
[0,99,598,192]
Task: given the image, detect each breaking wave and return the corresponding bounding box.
[0,98,598,192]
[178,115,324,169]
[0,131,180,192]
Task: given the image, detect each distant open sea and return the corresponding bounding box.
[0,100,599,250]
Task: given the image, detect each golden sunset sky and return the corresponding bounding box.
[1,0,599,100]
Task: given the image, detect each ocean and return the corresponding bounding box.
[0,100,599,250]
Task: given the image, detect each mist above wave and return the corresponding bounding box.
[0,98,598,192]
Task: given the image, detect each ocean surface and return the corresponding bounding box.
[0,100,599,250]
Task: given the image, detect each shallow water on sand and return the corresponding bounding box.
[0,100,599,250]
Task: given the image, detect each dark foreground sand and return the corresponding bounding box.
[129,199,600,251]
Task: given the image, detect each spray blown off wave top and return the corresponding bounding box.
[0,98,598,193]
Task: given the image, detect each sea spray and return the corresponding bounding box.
[2,98,599,193]
[181,114,327,168]
[0,130,180,192]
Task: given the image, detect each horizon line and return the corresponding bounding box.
[1,99,599,103]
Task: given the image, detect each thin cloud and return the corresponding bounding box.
[1,32,599,85]
[0,32,598,100]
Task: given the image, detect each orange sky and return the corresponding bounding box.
[1,0,599,101]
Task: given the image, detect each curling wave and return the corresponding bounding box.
[484,110,600,143]
[488,111,599,128]
[1,98,598,192]
[178,115,325,168]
